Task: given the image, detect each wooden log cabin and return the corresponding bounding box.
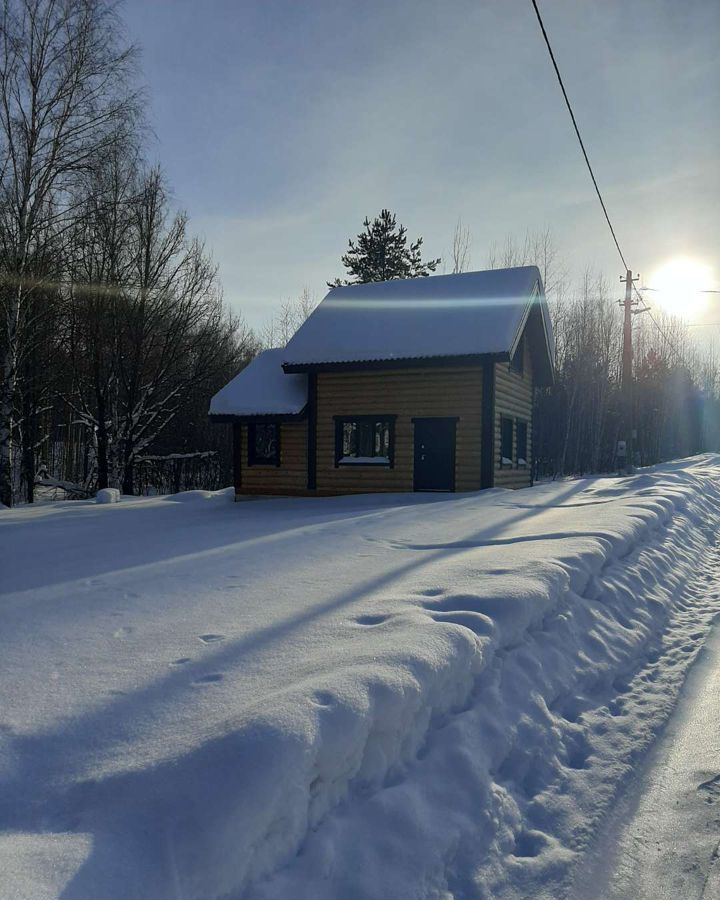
[209,266,554,497]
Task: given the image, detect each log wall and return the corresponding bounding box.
[315,367,484,493]
[231,348,536,497]
[494,337,533,489]
[236,421,308,495]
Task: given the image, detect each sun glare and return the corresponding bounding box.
[647,258,714,321]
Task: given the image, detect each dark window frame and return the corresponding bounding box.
[247,421,281,467]
[516,418,528,468]
[499,415,514,468]
[333,415,397,468]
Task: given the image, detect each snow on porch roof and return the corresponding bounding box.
[209,349,307,418]
[282,265,550,369]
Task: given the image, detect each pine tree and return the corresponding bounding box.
[329,209,440,287]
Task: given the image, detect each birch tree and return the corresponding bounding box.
[259,286,316,348]
[66,166,235,493]
[0,0,138,506]
[450,218,471,274]
[63,143,137,489]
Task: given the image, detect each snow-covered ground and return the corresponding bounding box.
[1,456,719,900]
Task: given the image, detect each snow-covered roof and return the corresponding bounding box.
[282,266,552,370]
[209,349,307,419]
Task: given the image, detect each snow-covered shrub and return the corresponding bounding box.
[96,488,121,504]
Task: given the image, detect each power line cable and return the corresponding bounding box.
[530,0,692,366]
[529,0,629,271]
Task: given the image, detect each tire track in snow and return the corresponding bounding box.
[571,535,720,900]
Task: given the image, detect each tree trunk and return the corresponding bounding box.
[96,396,110,489]
[0,298,20,507]
[22,437,35,503]
[21,394,36,503]
[122,456,134,495]
[96,427,109,490]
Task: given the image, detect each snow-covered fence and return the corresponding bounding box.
[33,476,91,501]
[132,451,222,496]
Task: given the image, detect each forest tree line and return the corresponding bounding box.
[478,227,720,477]
[1,2,717,507]
[0,0,257,506]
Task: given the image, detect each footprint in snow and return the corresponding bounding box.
[313,691,334,707]
[428,609,494,637]
[355,614,390,626]
[199,634,225,644]
[698,775,720,803]
[512,830,550,858]
[564,733,592,770]
[192,673,223,685]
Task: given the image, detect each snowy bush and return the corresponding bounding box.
[96,488,121,504]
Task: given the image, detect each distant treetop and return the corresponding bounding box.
[329,209,441,287]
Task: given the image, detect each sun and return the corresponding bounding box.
[647,258,713,321]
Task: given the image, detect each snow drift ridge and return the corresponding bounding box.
[1,457,719,900]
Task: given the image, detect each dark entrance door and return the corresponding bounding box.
[413,417,457,491]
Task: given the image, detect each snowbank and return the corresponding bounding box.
[160,486,235,503]
[95,488,121,504]
[1,456,719,900]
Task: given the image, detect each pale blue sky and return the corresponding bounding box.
[122,0,719,328]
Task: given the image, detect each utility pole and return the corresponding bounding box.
[619,269,640,473]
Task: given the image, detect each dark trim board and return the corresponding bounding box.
[410,416,459,423]
[480,360,495,489]
[507,282,539,361]
[232,422,242,492]
[209,408,307,425]
[530,387,535,486]
[283,352,507,375]
[506,283,555,387]
[306,372,317,490]
[333,414,399,421]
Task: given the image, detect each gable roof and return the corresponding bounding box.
[209,267,556,421]
[282,266,554,380]
[209,349,307,420]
